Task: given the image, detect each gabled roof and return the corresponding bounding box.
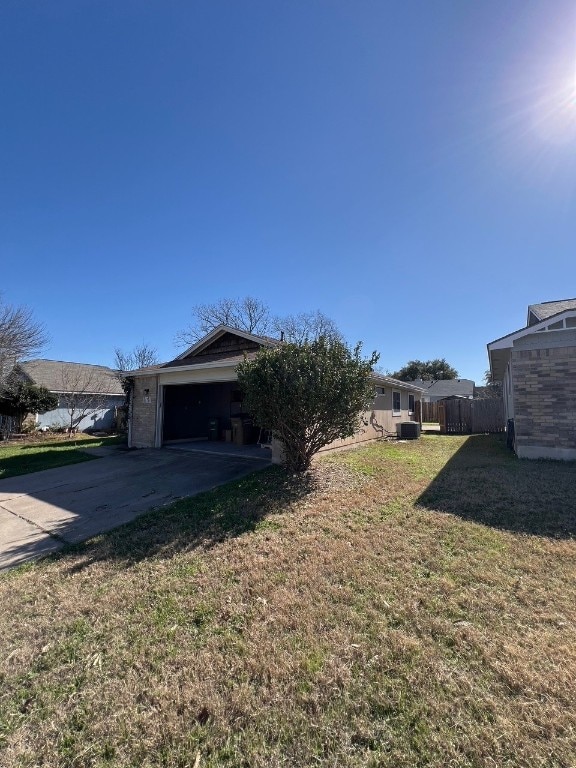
[128,326,428,388]
[17,360,124,395]
[175,325,279,361]
[488,304,576,381]
[489,307,576,350]
[528,298,576,325]
[130,326,279,376]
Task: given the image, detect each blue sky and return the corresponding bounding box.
[1,1,575,383]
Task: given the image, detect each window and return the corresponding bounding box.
[392,391,401,415]
[408,394,415,414]
[375,386,385,395]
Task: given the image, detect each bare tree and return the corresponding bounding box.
[0,296,48,383]
[175,297,343,349]
[175,297,272,347]
[272,310,343,344]
[114,343,160,407]
[58,365,116,434]
[114,343,159,373]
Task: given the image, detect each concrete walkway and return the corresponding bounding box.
[0,448,268,571]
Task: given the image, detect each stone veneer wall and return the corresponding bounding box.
[512,341,576,460]
[129,375,158,448]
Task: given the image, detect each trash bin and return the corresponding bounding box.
[231,417,243,445]
[208,417,219,441]
[506,419,515,451]
[231,416,254,445]
[241,416,254,444]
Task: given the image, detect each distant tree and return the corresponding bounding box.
[483,369,500,385]
[478,368,502,398]
[272,310,343,344]
[176,297,272,347]
[392,359,458,382]
[0,296,48,383]
[237,338,378,473]
[0,380,57,432]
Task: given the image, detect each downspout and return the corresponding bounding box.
[126,376,134,448]
[154,375,162,448]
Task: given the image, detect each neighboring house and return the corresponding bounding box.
[488,299,576,460]
[412,378,475,402]
[13,359,125,432]
[128,325,425,458]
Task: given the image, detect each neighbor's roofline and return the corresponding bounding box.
[19,359,120,371]
[370,374,426,392]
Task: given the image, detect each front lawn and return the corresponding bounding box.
[0,435,574,767]
[0,434,127,480]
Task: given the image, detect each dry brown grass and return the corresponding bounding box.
[0,435,575,767]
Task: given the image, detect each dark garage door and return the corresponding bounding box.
[163,382,244,442]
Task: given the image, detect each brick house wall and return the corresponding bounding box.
[129,374,159,448]
[511,331,576,460]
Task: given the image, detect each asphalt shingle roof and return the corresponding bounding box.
[529,299,576,321]
[18,360,125,395]
[411,378,475,398]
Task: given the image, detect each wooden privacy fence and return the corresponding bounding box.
[438,398,505,434]
[420,401,439,422]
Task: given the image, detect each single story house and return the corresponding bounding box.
[128,325,425,460]
[13,359,125,432]
[412,378,475,402]
[487,299,576,460]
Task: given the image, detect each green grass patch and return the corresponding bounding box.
[0,434,126,479]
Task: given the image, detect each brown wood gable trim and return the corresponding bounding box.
[179,332,262,362]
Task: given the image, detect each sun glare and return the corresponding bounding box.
[527,54,576,147]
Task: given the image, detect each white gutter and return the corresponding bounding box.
[49,390,125,396]
[128,359,250,377]
[370,374,426,393]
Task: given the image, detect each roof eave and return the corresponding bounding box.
[370,374,426,392]
[129,359,246,377]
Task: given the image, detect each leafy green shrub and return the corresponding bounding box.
[237,338,378,472]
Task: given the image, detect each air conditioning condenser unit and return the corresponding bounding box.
[397,421,421,440]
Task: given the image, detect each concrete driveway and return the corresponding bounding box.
[0,448,269,571]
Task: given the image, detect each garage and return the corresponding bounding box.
[128,326,277,449]
[162,381,258,445]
